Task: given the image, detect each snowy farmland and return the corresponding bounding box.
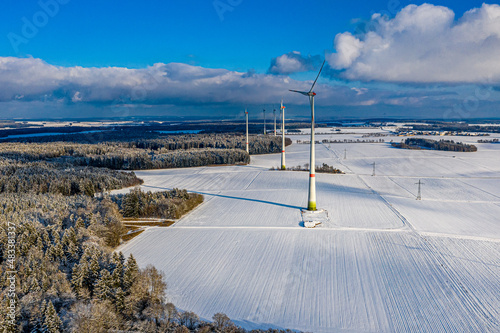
[117,130,500,332]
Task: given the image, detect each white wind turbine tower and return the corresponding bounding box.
[273,107,277,136]
[290,60,325,211]
[263,109,266,135]
[245,109,249,153]
[280,99,286,170]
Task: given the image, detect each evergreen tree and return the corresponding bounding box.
[83,180,95,197]
[111,252,121,269]
[75,217,85,229]
[94,269,113,301]
[88,251,101,292]
[118,251,125,266]
[71,261,90,297]
[124,254,139,291]
[115,287,126,315]
[53,240,64,260]
[43,301,62,333]
[122,190,140,217]
[29,300,47,332]
[111,260,124,289]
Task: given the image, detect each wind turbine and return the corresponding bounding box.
[280,99,286,170]
[273,107,277,136]
[263,109,266,135]
[245,109,249,153]
[289,60,325,211]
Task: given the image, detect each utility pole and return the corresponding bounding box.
[344,148,347,160]
[416,179,424,200]
[371,162,376,176]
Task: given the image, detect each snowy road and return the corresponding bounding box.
[118,132,500,332]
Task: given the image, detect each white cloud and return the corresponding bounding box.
[333,33,363,68]
[351,87,368,95]
[3,55,500,120]
[328,3,500,83]
[267,52,322,75]
[0,56,372,108]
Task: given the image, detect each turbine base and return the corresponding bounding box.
[301,209,329,228]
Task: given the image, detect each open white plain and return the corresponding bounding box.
[116,130,500,332]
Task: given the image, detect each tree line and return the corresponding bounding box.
[392,138,477,152]
[272,163,344,174]
[0,159,142,196]
[75,148,251,170]
[113,188,204,219]
[477,138,499,143]
[407,123,500,134]
[0,134,292,170]
[319,138,385,144]
[4,131,291,156]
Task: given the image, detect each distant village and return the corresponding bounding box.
[394,129,490,137]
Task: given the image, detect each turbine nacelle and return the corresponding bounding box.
[289,60,325,98]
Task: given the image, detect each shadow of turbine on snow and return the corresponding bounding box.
[141,184,304,210]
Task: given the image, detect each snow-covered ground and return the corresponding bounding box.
[117,130,500,332]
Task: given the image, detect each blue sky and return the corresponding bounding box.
[0,0,499,120]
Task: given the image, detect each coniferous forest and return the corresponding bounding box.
[391,138,478,152]
[113,188,204,219]
[0,133,292,170]
[0,131,295,332]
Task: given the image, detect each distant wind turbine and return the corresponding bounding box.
[273,107,277,136]
[280,99,286,170]
[263,109,266,135]
[245,109,249,153]
[290,60,325,211]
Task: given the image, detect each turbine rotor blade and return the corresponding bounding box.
[289,89,310,96]
[309,59,326,93]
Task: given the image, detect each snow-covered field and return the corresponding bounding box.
[117,130,500,332]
